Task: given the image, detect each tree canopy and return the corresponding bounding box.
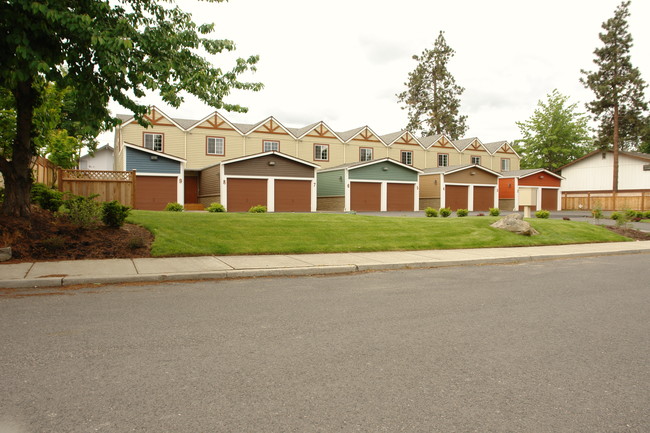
[0,0,262,216]
[397,31,468,140]
[515,90,593,171]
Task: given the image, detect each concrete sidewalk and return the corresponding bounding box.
[2,241,650,289]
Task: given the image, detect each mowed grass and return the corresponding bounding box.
[127,211,631,257]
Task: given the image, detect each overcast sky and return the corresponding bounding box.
[100,0,650,146]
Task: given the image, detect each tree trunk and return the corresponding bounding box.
[0,79,36,217]
[613,105,619,193]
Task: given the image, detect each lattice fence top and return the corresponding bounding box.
[61,169,133,181]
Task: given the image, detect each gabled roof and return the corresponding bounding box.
[218,151,320,168]
[239,116,296,138]
[336,126,366,142]
[123,142,186,163]
[286,121,344,142]
[421,164,501,177]
[501,168,564,180]
[117,106,186,130]
[559,149,650,171]
[379,130,424,148]
[187,111,242,133]
[80,144,113,159]
[452,137,478,151]
[318,158,422,174]
[483,140,520,158]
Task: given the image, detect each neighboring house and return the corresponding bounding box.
[199,152,319,212]
[316,158,421,212]
[499,169,564,211]
[79,144,114,171]
[559,150,650,211]
[419,165,501,211]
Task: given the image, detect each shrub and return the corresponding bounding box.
[207,202,226,213]
[610,212,623,221]
[439,207,452,218]
[489,207,500,217]
[624,209,640,220]
[164,202,184,212]
[535,209,550,219]
[58,194,102,228]
[643,211,650,219]
[102,201,131,228]
[31,183,64,212]
[456,208,469,217]
[248,205,267,213]
[127,237,145,250]
[39,236,66,251]
[591,206,603,220]
[424,207,438,217]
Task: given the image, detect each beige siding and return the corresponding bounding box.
[419,174,441,198]
[296,137,346,168]
[186,127,245,169]
[121,123,186,160]
[345,140,388,163]
[387,144,426,167]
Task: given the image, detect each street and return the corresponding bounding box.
[1,254,649,432]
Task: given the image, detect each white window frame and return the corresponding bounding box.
[314,144,329,161]
[360,147,373,162]
[401,151,413,166]
[471,156,481,165]
[144,133,163,152]
[207,137,225,156]
[438,153,449,167]
[501,158,510,171]
[264,140,280,152]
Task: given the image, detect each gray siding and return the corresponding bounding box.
[349,161,418,182]
[317,170,345,197]
[126,147,181,174]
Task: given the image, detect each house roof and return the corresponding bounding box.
[452,137,479,152]
[318,158,422,173]
[421,164,502,177]
[559,149,650,171]
[483,140,508,154]
[501,168,564,180]
[79,144,113,159]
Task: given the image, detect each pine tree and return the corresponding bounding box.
[580,0,649,191]
[397,31,468,140]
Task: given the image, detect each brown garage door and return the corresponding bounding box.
[445,185,468,210]
[275,180,311,212]
[387,183,414,211]
[473,186,495,211]
[135,176,177,211]
[541,188,558,211]
[350,182,381,211]
[227,178,267,212]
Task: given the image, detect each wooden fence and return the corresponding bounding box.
[58,169,136,208]
[33,156,59,187]
[562,190,650,211]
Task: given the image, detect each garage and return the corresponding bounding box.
[419,165,500,211]
[498,169,563,211]
[217,152,318,212]
[351,182,382,211]
[124,143,185,210]
[227,178,267,212]
[387,183,415,211]
[275,179,311,212]
[317,159,421,212]
[445,185,469,210]
[473,186,496,211]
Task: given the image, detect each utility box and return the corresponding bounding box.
[519,188,537,218]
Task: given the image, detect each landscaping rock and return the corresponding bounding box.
[490,213,539,236]
[0,247,11,262]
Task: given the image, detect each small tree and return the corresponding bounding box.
[515,90,593,171]
[580,0,649,191]
[397,31,468,140]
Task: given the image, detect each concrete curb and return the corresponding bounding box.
[2,248,649,290]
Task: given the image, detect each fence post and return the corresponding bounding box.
[131,170,136,208]
[57,168,63,191]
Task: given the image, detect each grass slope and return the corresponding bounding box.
[127,211,631,257]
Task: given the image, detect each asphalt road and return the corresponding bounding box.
[1,255,649,432]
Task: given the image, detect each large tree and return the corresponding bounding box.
[0,0,261,216]
[397,31,468,140]
[515,90,593,171]
[580,0,649,191]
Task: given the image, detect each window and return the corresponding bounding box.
[206,137,225,156]
[501,158,510,171]
[471,156,481,165]
[144,133,163,152]
[360,148,373,162]
[401,151,413,166]
[438,153,448,167]
[264,140,280,152]
[314,144,329,161]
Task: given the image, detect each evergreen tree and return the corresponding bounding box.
[397,31,468,140]
[516,90,593,171]
[580,0,649,191]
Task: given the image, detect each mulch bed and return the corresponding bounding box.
[0,206,153,263]
[604,225,650,241]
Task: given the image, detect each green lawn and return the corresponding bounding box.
[127,211,631,257]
